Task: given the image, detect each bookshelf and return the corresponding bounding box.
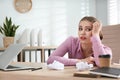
[0,46,56,63]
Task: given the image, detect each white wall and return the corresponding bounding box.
[0,0,105,46]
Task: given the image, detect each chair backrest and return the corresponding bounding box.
[102,24,120,63]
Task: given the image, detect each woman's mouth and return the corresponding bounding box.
[80,36,86,40]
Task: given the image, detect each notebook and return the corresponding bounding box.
[90,67,120,78]
[73,70,100,78]
[0,44,42,71]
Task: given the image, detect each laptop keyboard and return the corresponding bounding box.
[7,65,21,69]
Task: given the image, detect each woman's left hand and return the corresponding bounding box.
[81,56,95,64]
[92,21,102,36]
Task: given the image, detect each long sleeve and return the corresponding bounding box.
[47,35,112,66]
[91,35,112,66]
[47,37,78,66]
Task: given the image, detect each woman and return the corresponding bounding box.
[47,16,112,67]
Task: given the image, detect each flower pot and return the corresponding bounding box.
[3,37,14,48]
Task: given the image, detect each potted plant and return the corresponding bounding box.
[0,17,19,48]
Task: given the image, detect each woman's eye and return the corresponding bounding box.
[86,28,92,31]
[79,27,83,31]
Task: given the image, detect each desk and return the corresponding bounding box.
[0,62,119,80]
[0,46,56,62]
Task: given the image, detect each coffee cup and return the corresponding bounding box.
[98,54,111,67]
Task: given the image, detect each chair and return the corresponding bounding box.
[102,24,120,63]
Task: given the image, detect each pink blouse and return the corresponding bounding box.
[47,35,112,66]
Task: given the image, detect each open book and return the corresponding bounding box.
[90,67,120,78]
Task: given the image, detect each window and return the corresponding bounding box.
[108,0,120,25]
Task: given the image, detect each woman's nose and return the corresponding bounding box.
[80,30,85,35]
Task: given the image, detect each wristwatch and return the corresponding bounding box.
[14,0,32,13]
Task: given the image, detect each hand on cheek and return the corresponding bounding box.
[92,21,102,37]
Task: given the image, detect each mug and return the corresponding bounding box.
[98,54,111,67]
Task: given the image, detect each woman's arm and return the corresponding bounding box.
[47,37,78,66]
[91,35,112,66]
[91,22,112,66]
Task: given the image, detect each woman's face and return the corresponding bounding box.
[78,20,93,44]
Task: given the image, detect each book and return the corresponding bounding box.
[90,67,120,78]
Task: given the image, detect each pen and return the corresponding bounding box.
[31,67,42,71]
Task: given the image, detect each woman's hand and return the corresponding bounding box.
[92,21,102,36]
[78,56,95,64]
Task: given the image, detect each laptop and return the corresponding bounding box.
[0,44,42,71]
[90,67,120,78]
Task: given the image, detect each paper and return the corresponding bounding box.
[76,62,93,71]
[47,60,64,70]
